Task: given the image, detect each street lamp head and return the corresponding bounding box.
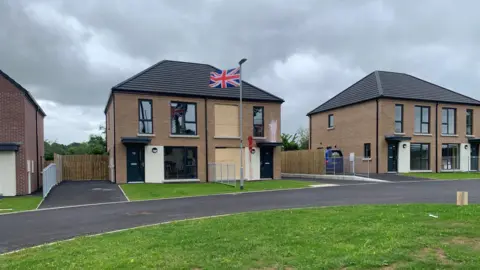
[239,58,247,65]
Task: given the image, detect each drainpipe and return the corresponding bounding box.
[435,102,438,172]
[35,110,40,191]
[113,94,117,183]
[204,97,209,182]
[376,99,379,174]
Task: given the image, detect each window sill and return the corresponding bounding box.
[394,132,405,135]
[441,134,458,137]
[137,133,155,137]
[362,158,372,161]
[253,137,266,140]
[169,134,199,139]
[413,133,432,136]
[214,136,240,139]
[327,127,334,131]
[410,170,432,173]
[466,135,475,138]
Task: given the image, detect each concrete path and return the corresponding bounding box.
[366,173,429,182]
[1,180,479,253]
[39,181,128,209]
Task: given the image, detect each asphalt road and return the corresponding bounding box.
[1,180,479,253]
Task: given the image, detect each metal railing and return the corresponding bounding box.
[42,163,57,198]
[324,157,374,178]
[208,163,236,187]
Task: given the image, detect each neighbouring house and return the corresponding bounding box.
[0,70,45,196]
[104,60,283,183]
[308,71,480,174]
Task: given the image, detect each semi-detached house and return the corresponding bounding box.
[105,60,284,184]
[308,71,480,174]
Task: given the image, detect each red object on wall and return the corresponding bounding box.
[248,135,253,152]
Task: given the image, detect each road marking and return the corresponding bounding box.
[36,197,45,210]
[309,184,339,188]
[117,185,130,202]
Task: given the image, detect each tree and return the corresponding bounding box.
[281,133,299,151]
[297,127,309,150]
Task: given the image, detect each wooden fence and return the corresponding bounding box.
[54,154,109,181]
[281,150,325,174]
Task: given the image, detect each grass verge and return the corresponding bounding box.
[404,172,480,180]
[0,195,42,213]
[120,180,312,201]
[2,204,480,269]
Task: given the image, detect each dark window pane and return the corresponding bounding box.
[185,123,197,135]
[442,109,447,123]
[395,122,402,133]
[467,126,472,135]
[164,147,198,179]
[422,107,429,122]
[253,107,264,137]
[185,104,196,122]
[395,105,402,121]
[171,102,197,135]
[139,101,152,120]
[415,118,421,133]
[442,124,448,134]
[422,123,429,133]
[448,110,455,134]
[139,121,152,134]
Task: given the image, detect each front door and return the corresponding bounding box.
[387,143,398,172]
[471,145,479,171]
[126,145,145,182]
[260,147,274,179]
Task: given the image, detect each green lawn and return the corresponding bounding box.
[120,180,312,201]
[404,172,480,180]
[0,195,42,213]
[2,204,480,269]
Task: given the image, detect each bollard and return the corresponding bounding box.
[456,191,468,206]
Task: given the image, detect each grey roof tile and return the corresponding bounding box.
[308,71,480,115]
[113,60,284,103]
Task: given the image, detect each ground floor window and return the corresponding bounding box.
[410,143,430,170]
[442,144,460,170]
[164,147,197,179]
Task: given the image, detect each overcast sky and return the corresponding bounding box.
[2,0,480,144]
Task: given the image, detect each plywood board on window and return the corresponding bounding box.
[214,148,241,179]
[214,104,239,137]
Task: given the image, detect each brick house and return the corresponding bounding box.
[0,70,45,196]
[105,60,283,183]
[308,71,480,174]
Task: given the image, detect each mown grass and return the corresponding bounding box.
[404,172,480,180]
[0,195,42,213]
[2,204,480,269]
[120,180,312,201]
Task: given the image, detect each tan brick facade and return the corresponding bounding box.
[108,92,282,183]
[311,98,480,173]
[0,74,45,195]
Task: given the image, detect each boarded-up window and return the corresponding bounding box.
[215,148,241,179]
[214,104,239,137]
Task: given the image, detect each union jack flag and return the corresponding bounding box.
[209,67,240,88]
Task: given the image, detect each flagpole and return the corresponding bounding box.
[239,58,247,190]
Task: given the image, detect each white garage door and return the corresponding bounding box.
[215,148,241,179]
[0,151,17,196]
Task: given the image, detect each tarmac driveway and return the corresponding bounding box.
[39,181,128,209]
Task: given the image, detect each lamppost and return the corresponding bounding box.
[239,58,247,190]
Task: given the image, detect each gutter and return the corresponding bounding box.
[204,98,209,182]
[376,99,379,174]
[435,102,438,172]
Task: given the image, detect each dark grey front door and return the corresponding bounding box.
[260,147,274,179]
[126,145,145,182]
[387,143,398,172]
[471,145,479,171]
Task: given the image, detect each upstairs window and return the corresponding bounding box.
[253,106,264,137]
[328,114,334,128]
[414,106,430,134]
[364,143,371,158]
[395,104,403,133]
[170,102,197,135]
[467,109,474,135]
[138,99,153,134]
[442,108,456,135]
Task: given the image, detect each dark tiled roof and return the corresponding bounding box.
[308,71,480,115]
[0,70,46,116]
[112,60,284,103]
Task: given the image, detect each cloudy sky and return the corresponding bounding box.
[2,0,480,144]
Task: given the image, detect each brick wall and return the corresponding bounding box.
[0,76,27,194]
[110,92,283,182]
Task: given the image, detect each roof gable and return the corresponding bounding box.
[308,70,480,115]
[112,60,284,103]
[0,70,46,116]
